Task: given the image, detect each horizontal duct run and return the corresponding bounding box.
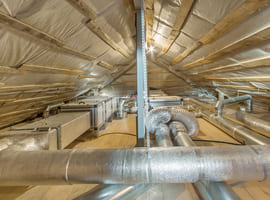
[1,145,270,185]
[184,98,270,145]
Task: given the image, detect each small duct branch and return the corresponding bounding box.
[1,145,270,185]
[184,97,270,145]
[215,95,252,116]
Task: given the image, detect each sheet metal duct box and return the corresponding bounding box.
[78,97,113,122]
[112,97,118,113]
[61,101,106,131]
[148,96,183,108]
[1,112,90,150]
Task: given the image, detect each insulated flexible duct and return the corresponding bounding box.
[1,145,270,185]
[170,108,199,136]
[147,107,199,137]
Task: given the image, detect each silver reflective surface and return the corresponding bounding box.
[0,145,270,185]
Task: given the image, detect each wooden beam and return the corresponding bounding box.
[162,86,193,90]
[0,12,96,62]
[171,0,270,66]
[0,107,44,119]
[20,64,85,75]
[87,81,104,85]
[101,59,136,89]
[158,0,194,56]
[4,95,57,105]
[183,27,270,70]
[86,22,130,58]
[97,61,115,70]
[0,66,20,74]
[217,85,267,91]
[194,55,270,75]
[145,0,154,48]
[205,75,270,82]
[65,0,96,20]
[0,82,75,92]
[151,59,191,84]
[79,74,104,79]
[66,0,131,58]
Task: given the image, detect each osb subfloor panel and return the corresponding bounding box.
[0,114,270,199]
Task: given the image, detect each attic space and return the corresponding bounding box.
[0,0,270,199]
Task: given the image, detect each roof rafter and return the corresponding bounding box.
[0,12,96,62]
[157,0,194,57]
[145,0,154,48]
[101,59,136,90]
[66,0,131,58]
[150,59,191,85]
[171,0,270,66]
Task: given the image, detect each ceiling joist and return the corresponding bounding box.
[171,0,270,66]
